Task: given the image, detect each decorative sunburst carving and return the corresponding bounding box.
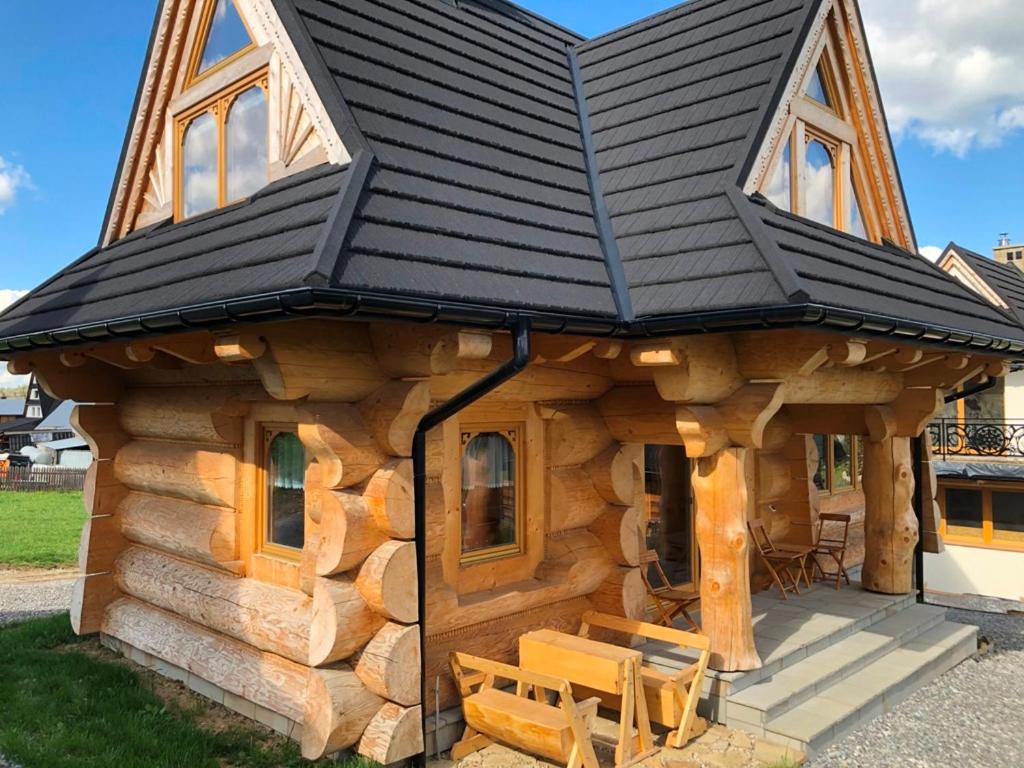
[279,69,321,168]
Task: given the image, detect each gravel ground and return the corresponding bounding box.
[0,573,75,627]
[811,603,1024,768]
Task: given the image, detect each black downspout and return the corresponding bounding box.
[411,319,532,767]
[912,435,926,604]
[945,375,997,404]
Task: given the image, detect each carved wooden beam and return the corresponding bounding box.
[783,403,895,440]
[11,355,123,403]
[631,336,744,404]
[676,406,730,458]
[129,331,219,365]
[717,383,787,449]
[890,388,944,438]
[370,325,492,378]
[212,332,267,363]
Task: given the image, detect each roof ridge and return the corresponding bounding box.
[578,0,724,54]
[304,153,374,287]
[567,46,634,324]
[727,189,809,303]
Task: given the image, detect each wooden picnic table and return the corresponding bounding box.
[519,629,658,768]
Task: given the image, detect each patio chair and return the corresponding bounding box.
[639,549,701,632]
[578,611,711,749]
[449,652,602,768]
[810,512,852,589]
[748,520,812,600]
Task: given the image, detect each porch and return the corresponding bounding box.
[642,581,977,756]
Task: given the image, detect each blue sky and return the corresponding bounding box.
[1,0,1023,298]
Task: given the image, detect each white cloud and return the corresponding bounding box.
[919,245,944,263]
[860,0,1024,156]
[0,156,31,214]
[0,290,28,389]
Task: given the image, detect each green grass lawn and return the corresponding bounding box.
[0,491,87,568]
[0,614,378,768]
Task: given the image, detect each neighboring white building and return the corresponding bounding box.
[934,242,1024,603]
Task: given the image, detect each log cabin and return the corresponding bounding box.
[1,0,1024,763]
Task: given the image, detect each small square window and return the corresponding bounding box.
[945,488,983,540]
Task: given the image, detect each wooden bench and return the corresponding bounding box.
[578,611,711,749]
[450,652,602,768]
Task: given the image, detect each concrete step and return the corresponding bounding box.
[726,603,948,725]
[752,621,978,757]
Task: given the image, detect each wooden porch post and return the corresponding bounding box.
[861,436,917,594]
[692,448,761,671]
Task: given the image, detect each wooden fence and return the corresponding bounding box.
[0,465,87,492]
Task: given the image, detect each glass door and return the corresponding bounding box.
[643,444,697,590]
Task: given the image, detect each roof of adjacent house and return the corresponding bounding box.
[0,399,25,417]
[945,242,1024,328]
[35,400,77,432]
[2,0,1023,354]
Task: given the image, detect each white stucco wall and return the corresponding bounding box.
[925,545,1024,602]
[1004,369,1024,420]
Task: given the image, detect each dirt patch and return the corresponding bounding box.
[0,568,78,585]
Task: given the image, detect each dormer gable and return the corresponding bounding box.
[938,245,1011,312]
[745,0,915,250]
[102,0,349,245]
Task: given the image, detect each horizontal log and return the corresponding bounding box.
[360,461,414,540]
[358,704,424,765]
[104,597,307,722]
[119,492,236,569]
[316,490,389,577]
[72,405,128,460]
[549,467,611,532]
[84,460,129,517]
[310,576,386,666]
[589,567,646,620]
[757,453,792,503]
[115,546,311,664]
[358,382,431,458]
[357,541,418,623]
[299,404,387,490]
[355,622,421,706]
[71,573,120,635]
[585,444,641,507]
[589,507,642,567]
[118,388,248,445]
[303,666,385,759]
[370,325,487,378]
[114,441,236,508]
[78,515,127,576]
[255,320,387,402]
[598,387,682,445]
[544,404,613,468]
[427,531,611,636]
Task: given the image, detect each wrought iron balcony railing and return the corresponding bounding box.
[928,419,1024,459]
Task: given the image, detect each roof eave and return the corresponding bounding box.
[2,292,1022,360]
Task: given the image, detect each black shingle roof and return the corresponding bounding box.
[2,0,1024,355]
[947,243,1024,328]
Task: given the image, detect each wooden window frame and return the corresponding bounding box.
[441,402,546,596]
[185,0,258,88]
[174,67,269,222]
[938,480,1024,553]
[816,434,861,496]
[256,422,305,562]
[458,423,526,566]
[760,38,882,243]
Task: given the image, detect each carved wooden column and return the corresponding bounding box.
[861,436,917,594]
[692,448,761,671]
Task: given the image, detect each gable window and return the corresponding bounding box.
[259,427,306,557]
[175,0,267,220]
[187,0,256,85]
[460,427,523,563]
[761,46,879,242]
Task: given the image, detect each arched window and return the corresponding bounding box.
[760,45,879,241]
[175,0,267,220]
[182,112,218,218]
[263,430,306,553]
[226,86,268,203]
[461,429,522,562]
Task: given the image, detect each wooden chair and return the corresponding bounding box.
[748,520,812,600]
[810,512,852,589]
[578,611,711,750]
[449,652,602,768]
[639,549,701,632]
